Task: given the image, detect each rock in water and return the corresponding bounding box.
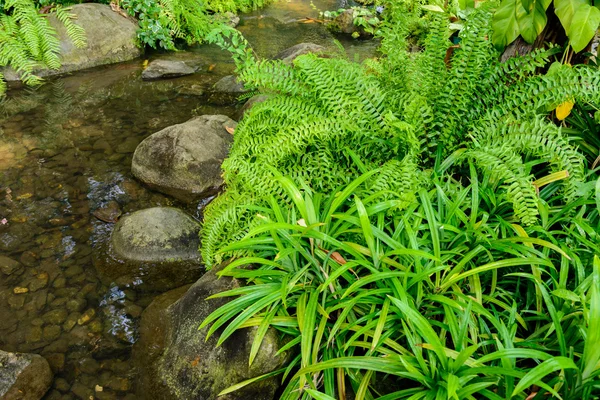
[2,4,142,81]
[132,115,236,202]
[213,75,248,94]
[142,60,197,80]
[274,43,326,65]
[0,350,53,400]
[94,207,203,291]
[133,264,288,400]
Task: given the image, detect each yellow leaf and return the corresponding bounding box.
[556,100,574,121]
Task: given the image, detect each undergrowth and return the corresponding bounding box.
[198,2,600,398]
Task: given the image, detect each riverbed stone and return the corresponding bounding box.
[132,115,236,202]
[142,60,197,80]
[0,350,53,400]
[133,263,287,400]
[0,256,22,275]
[2,4,142,81]
[213,75,248,94]
[95,207,203,291]
[275,42,326,64]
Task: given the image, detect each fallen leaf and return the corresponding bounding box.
[331,251,347,265]
[556,100,575,121]
[208,64,216,72]
[142,59,149,69]
[190,356,200,367]
[225,126,235,135]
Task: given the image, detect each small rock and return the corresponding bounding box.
[27,326,43,342]
[45,353,66,372]
[66,298,87,312]
[8,294,26,309]
[79,358,100,374]
[31,318,44,326]
[54,378,70,392]
[88,319,103,333]
[43,325,62,341]
[93,201,122,223]
[43,309,68,325]
[105,377,130,392]
[0,256,22,275]
[52,277,67,289]
[70,382,93,400]
[29,272,49,292]
[64,265,83,278]
[142,59,197,80]
[78,309,96,325]
[212,74,248,94]
[13,286,29,294]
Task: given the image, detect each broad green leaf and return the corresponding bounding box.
[217,368,285,396]
[554,0,589,35]
[517,0,552,43]
[305,389,337,400]
[551,288,580,302]
[569,4,600,52]
[511,357,577,397]
[492,0,521,49]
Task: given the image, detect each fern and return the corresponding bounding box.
[0,1,86,95]
[201,5,598,266]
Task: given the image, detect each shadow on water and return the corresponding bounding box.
[0,0,378,398]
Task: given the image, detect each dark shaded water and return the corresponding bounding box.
[0,2,377,399]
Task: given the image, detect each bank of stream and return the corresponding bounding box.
[0,1,378,398]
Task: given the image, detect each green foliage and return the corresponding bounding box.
[202,172,600,398]
[202,6,597,268]
[121,0,272,50]
[0,0,86,96]
[492,0,600,53]
[197,2,600,398]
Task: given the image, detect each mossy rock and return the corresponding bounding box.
[0,350,53,400]
[93,207,203,291]
[133,263,288,399]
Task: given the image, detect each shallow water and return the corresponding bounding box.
[0,2,378,399]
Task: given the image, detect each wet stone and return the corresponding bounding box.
[44,338,69,353]
[31,317,44,326]
[64,265,83,278]
[79,358,100,374]
[54,377,71,392]
[78,308,96,325]
[105,376,130,392]
[70,382,93,400]
[29,272,49,292]
[53,276,67,288]
[8,294,26,309]
[0,255,22,275]
[66,298,87,312]
[43,309,69,325]
[46,352,66,372]
[50,297,68,307]
[93,201,122,223]
[27,326,43,342]
[88,319,103,333]
[43,324,62,341]
[32,289,48,309]
[19,250,38,267]
[13,286,29,294]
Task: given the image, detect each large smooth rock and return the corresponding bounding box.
[132,115,236,202]
[93,207,203,291]
[142,60,197,80]
[0,350,53,400]
[133,264,287,399]
[3,4,142,81]
[275,43,326,65]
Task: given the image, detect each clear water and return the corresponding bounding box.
[0,2,378,399]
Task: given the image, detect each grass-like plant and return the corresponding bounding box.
[202,170,600,398]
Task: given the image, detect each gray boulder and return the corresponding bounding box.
[2,4,142,81]
[0,350,53,400]
[213,75,248,93]
[142,60,197,80]
[94,207,203,291]
[132,115,236,202]
[275,43,326,65]
[133,264,288,400]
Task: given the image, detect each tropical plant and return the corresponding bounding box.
[201,170,600,398]
[201,5,598,267]
[0,0,86,95]
[492,0,600,53]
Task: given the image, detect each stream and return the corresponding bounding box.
[0,1,377,398]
